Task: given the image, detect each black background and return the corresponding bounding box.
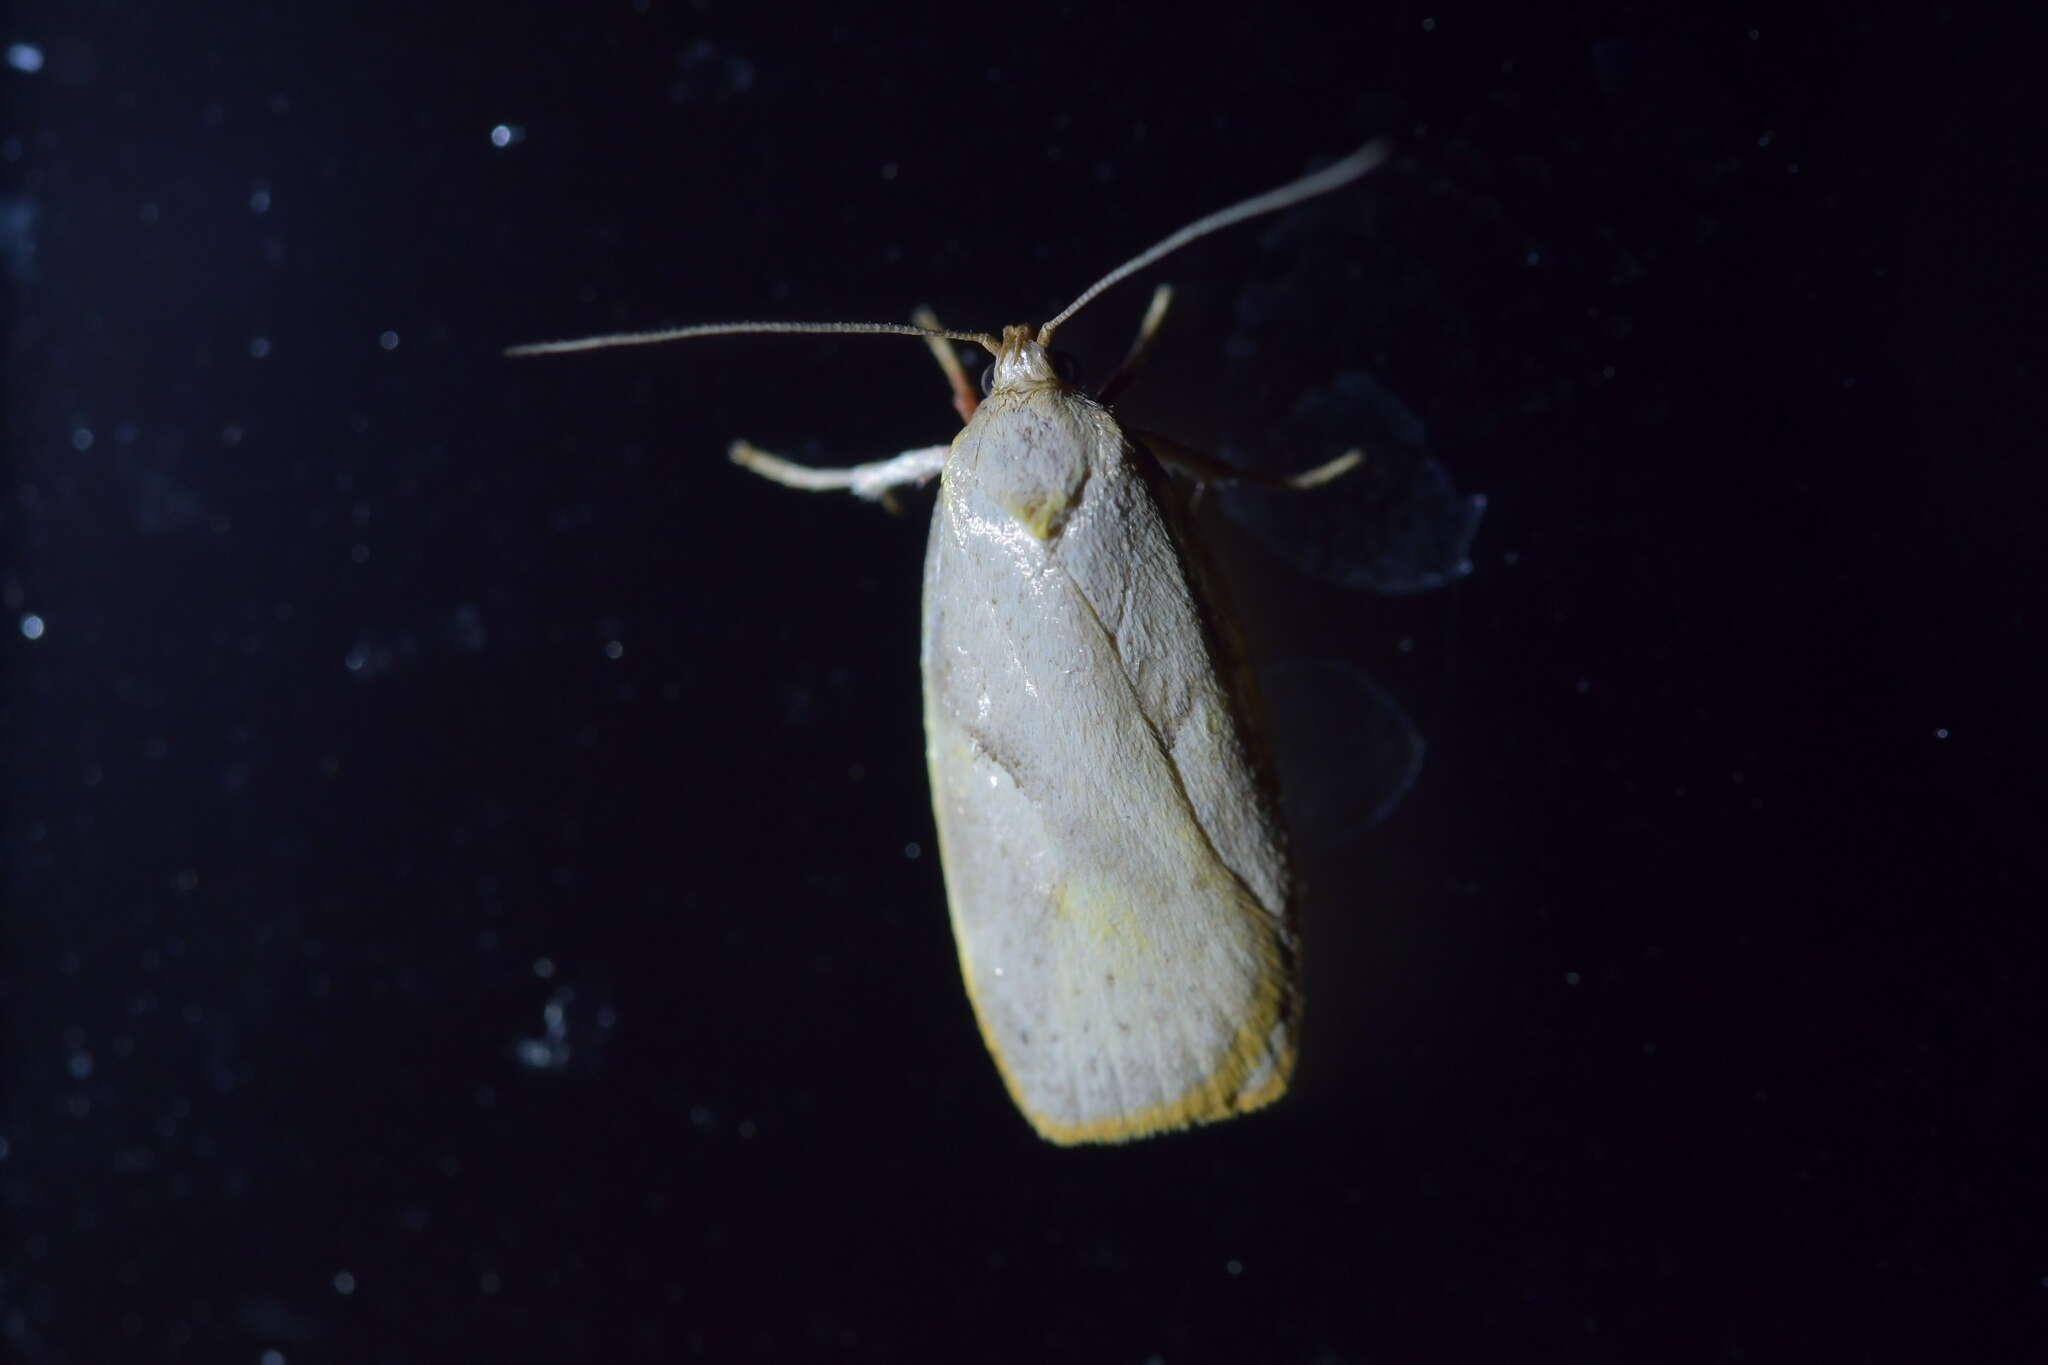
[4,2,2040,1361]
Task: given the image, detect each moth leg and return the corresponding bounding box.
[911,307,979,422]
[729,440,948,507]
[1094,284,1174,406]
[1133,430,1364,491]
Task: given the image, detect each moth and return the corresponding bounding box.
[511,141,1389,1143]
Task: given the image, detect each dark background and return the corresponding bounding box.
[4,2,2039,1360]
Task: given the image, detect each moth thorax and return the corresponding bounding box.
[967,394,1091,545]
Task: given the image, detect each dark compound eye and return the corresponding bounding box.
[979,362,997,397]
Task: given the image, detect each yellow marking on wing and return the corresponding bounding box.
[1048,882,1070,922]
[1000,487,1071,541]
[1049,877,1150,953]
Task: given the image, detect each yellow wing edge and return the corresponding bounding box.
[957,915,1296,1145]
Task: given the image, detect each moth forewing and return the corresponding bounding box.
[919,343,1297,1143]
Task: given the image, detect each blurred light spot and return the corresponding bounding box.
[670,40,755,102]
[0,193,38,281]
[6,43,44,73]
[903,842,921,860]
[20,613,44,640]
[249,336,271,358]
[222,424,243,446]
[514,979,615,1074]
[1934,727,1950,740]
[378,330,400,351]
[70,427,93,451]
[489,123,525,148]
[250,185,272,214]
[332,1270,356,1295]
[68,1049,93,1079]
[514,1039,559,1069]
[533,956,555,979]
[444,603,486,652]
[604,639,624,660]
[340,631,416,680]
[260,1352,285,1365]
[1565,971,1581,986]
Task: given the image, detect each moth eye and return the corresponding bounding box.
[1049,348,1083,388]
[979,363,997,398]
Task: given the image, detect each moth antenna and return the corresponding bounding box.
[506,320,1001,358]
[1039,139,1392,344]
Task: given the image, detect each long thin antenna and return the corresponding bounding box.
[506,319,1000,358]
[1039,139,1392,343]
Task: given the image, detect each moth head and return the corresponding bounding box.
[980,325,1082,398]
